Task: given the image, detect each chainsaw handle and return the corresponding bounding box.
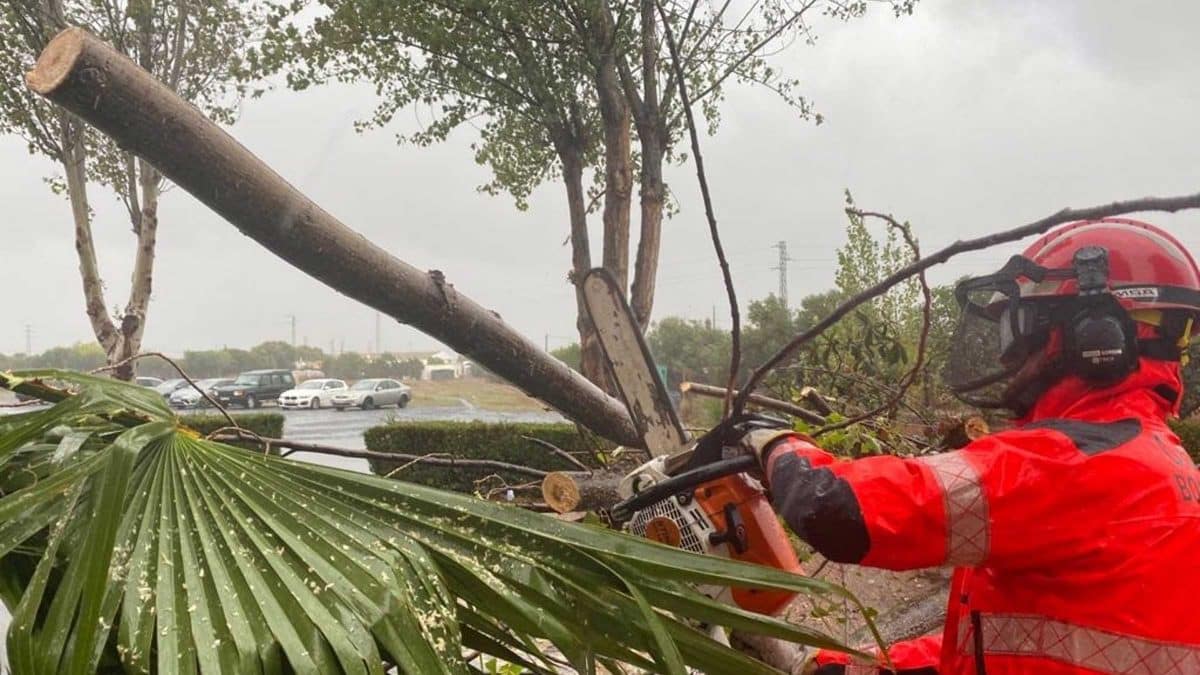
[611,454,758,520]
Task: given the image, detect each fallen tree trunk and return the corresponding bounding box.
[681,382,825,425]
[26,27,640,447]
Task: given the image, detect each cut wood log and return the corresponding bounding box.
[26,27,640,448]
[540,471,624,513]
[938,415,990,449]
[797,386,833,417]
[681,382,825,425]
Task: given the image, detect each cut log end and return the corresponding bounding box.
[26,27,87,95]
[541,472,582,514]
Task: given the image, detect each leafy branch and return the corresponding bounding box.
[816,210,931,437]
[736,192,1200,414]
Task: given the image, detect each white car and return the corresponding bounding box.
[331,378,411,410]
[277,378,348,409]
[169,378,234,408]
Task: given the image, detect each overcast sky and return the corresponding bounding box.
[2,1,1199,357]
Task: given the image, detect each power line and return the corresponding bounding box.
[770,240,792,307]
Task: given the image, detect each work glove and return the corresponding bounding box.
[691,413,797,475]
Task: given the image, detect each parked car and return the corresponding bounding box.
[331,378,411,410]
[212,369,295,409]
[136,376,163,388]
[153,378,190,400]
[168,378,234,409]
[278,378,347,409]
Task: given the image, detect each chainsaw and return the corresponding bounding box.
[581,268,802,617]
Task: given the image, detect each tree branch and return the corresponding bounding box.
[657,0,741,418]
[249,435,591,480]
[681,381,824,424]
[736,192,1200,412]
[89,351,239,431]
[521,434,592,472]
[815,210,931,437]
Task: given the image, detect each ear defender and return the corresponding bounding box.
[1064,246,1139,385]
[1064,296,1139,385]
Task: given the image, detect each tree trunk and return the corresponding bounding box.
[628,0,664,330]
[561,147,609,389]
[114,159,160,380]
[594,10,632,292]
[630,124,663,329]
[29,28,641,446]
[60,114,121,364]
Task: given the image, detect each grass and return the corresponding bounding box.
[407,378,549,412]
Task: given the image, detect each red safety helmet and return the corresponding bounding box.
[944,218,1200,413]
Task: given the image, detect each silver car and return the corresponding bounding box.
[330,378,411,410]
[169,378,234,408]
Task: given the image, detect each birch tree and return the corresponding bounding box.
[0,0,261,379]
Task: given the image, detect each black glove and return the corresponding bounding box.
[687,412,794,473]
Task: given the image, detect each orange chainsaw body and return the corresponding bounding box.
[693,473,803,615]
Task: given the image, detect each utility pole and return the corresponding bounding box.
[24,324,33,355]
[770,240,792,308]
[545,333,549,352]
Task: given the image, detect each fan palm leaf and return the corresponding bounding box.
[0,370,878,674]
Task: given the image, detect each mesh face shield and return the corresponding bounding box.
[944,256,1074,409]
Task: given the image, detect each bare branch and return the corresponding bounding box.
[243,435,591,480]
[521,434,592,472]
[89,351,239,431]
[657,0,741,418]
[681,381,824,424]
[736,191,1200,413]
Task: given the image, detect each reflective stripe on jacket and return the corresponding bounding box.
[764,359,1200,674]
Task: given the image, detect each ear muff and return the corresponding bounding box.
[1063,296,1138,385]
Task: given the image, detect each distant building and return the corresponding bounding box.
[419,350,478,380]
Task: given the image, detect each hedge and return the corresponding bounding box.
[363,421,612,492]
[1168,418,1200,464]
[180,412,285,452]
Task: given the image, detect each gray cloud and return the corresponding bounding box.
[2,1,1198,359]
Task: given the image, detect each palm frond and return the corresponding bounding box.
[0,370,876,674]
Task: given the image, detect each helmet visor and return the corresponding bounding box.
[943,256,1071,408]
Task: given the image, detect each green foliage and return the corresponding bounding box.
[1168,418,1200,464]
[0,369,874,672]
[364,421,611,492]
[793,413,887,458]
[741,295,800,383]
[4,341,429,383]
[647,317,730,388]
[0,342,106,372]
[550,342,582,371]
[246,0,891,208]
[179,411,284,439]
[0,0,262,190]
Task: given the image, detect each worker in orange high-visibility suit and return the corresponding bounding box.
[733,219,1200,674]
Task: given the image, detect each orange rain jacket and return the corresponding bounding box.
[763,359,1200,674]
